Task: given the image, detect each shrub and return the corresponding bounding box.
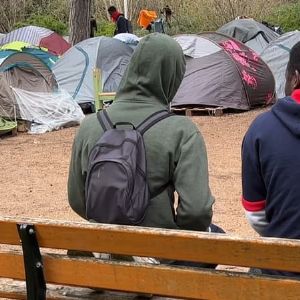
[14,15,67,35]
[95,20,116,37]
[266,2,300,32]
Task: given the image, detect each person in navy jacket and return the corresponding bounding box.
[242,42,300,277]
[108,6,132,35]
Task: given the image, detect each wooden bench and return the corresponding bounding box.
[0,216,300,300]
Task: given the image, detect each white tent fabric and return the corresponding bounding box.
[12,87,84,134]
[114,33,140,45]
[52,37,134,104]
[0,26,52,46]
[261,31,300,98]
[173,35,221,58]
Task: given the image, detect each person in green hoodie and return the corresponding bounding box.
[68,33,215,237]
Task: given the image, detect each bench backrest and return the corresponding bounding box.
[1,216,300,299]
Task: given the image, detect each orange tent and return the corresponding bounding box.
[137,10,158,29]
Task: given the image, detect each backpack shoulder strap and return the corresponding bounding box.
[97,110,114,132]
[137,110,174,135]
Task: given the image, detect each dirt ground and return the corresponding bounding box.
[0,108,270,298]
[0,108,268,237]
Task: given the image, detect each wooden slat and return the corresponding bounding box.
[99,92,116,97]
[0,252,24,281]
[0,280,142,300]
[1,251,300,300]
[0,291,24,300]
[1,217,300,272]
[172,107,224,116]
[1,252,299,300]
[0,280,164,300]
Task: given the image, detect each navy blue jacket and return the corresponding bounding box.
[115,15,131,35]
[242,90,300,277]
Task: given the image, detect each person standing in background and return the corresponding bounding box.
[108,6,132,35]
[90,16,97,38]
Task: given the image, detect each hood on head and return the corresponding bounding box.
[115,33,186,107]
[272,97,300,137]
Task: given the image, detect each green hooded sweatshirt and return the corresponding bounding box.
[68,33,214,231]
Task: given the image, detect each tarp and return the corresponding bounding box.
[0,118,17,136]
[218,19,279,54]
[12,88,84,134]
[261,30,300,98]
[137,10,158,29]
[173,33,275,110]
[53,37,134,104]
[114,33,140,48]
[1,41,32,51]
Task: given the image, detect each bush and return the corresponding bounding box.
[14,15,67,35]
[266,2,300,32]
[95,20,116,37]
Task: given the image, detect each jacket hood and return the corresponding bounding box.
[272,96,300,137]
[114,33,186,109]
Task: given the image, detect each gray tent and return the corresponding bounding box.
[52,37,134,105]
[173,33,275,111]
[261,31,300,99]
[0,51,84,133]
[217,19,279,54]
[0,51,57,119]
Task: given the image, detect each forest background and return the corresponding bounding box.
[1,0,300,38]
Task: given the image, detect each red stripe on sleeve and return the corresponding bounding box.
[291,89,300,104]
[241,196,266,212]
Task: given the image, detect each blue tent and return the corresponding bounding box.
[52,37,134,104]
[0,47,58,68]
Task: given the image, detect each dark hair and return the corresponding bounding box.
[286,41,300,77]
[108,6,117,13]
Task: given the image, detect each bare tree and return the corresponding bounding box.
[69,0,92,45]
[0,0,32,32]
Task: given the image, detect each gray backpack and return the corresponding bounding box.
[85,109,172,225]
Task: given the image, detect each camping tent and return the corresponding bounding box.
[52,37,134,105]
[261,30,300,98]
[217,19,279,54]
[172,33,275,110]
[0,51,58,119]
[0,51,83,133]
[0,41,58,68]
[0,26,71,56]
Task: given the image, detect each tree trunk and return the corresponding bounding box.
[69,0,92,45]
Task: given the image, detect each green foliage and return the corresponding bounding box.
[266,2,300,32]
[176,15,206,34]
[134,28,150,37]
[95,20,115,37]
[4,0,299,38]
[14,15,67,35]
